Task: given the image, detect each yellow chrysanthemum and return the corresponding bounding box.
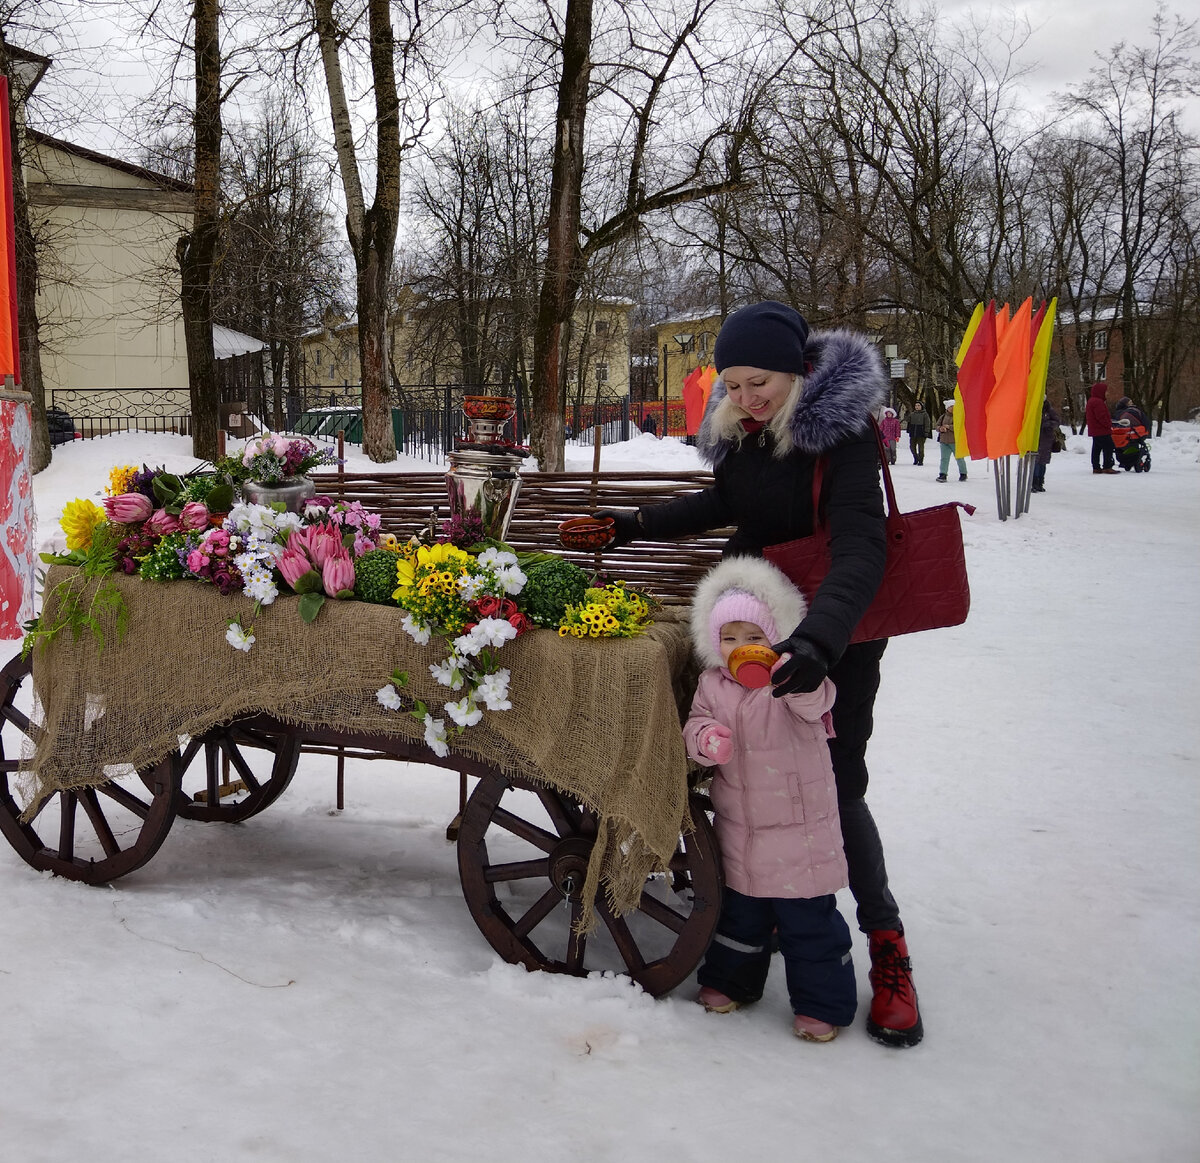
[107,465,138,497]
[61,498,106,551]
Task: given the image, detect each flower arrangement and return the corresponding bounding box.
[557,582,653,639]
[376,543,529,758]
[222,434,337,485]
[26,464,386,659]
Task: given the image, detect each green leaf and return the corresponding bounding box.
[335,587,355,600]
[342,532,356,550]
[151,473,183,503]
[205,483,234,512]
[297,591,326,623]
[292,570,323,595]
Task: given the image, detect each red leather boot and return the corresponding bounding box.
[867,930,924,1048]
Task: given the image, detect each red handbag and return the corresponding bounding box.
[763,424,975,644]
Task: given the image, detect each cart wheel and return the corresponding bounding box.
[173,720,303,823]
[0,655,180,884]
[457,772,721,997]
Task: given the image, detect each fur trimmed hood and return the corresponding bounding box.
[690,556,807,669]
[697,328,888,466]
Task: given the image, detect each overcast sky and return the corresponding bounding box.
[30,1,1196,158]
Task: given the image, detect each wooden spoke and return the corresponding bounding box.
[98,781,152,818]
[512,886,563,939]
[484,857,550,883]
[457,774,723,997]
[489,805,559,853]
[78,788,121,858]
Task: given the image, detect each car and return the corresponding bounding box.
[47,406,77,447]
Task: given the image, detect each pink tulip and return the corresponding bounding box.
[322,550,355,597]
[104,492,153,524]
[178,501,210,530]
[306,521,343,569]
[278,546,314,589]
[146,508,180,536]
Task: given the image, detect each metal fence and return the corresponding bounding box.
[48,383,692,461]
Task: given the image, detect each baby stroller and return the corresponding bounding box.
[1112,417,1151,472]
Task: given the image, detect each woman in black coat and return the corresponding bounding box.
[607,302,923,1047]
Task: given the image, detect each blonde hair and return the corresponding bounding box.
[707,374,804,457]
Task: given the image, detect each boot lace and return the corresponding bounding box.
[871,939,914,1000]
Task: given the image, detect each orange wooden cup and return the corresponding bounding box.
[727,643,780,689]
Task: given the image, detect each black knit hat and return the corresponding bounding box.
[713,301,810,374]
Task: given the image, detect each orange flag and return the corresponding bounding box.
[987,298,1033,458]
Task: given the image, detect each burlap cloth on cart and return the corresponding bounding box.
[27,567,699,930]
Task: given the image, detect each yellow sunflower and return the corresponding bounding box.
[61,498,106,551]
[416,542,471,570]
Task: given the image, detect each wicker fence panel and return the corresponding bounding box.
[314,469,730,603]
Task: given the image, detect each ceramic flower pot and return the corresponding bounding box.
[557,515,615,551]
[241,476,316,513]
[727,644,780,689]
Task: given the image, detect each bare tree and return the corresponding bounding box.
[311,0,439,462]
[499,0,753,470]
[174,0,222,461]
[1057,6,1200,420]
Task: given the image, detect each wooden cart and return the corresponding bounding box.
[0,469,730,997]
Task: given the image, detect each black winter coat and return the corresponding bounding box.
[639,330,888,664]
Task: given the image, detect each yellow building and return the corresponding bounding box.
[26,131,193,421]
[654,310,723,403]
[299,296,633,406]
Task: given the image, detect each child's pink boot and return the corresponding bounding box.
[697,987,740,1013]
[793,1014,838,1042]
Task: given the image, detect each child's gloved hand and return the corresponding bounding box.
[701,725,733,764]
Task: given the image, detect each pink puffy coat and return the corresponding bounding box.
[685,669,846,899]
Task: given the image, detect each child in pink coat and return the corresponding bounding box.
[685,556,856,1041]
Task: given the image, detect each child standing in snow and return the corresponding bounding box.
[684,556,856,1042]
[878,407,901,465]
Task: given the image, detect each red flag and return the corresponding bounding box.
[0,78,18,383]
[956,301,997,459]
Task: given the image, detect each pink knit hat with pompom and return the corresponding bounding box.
[708,589,777,659]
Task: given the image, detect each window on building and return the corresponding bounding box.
[405,350,415,370]
[595,362,609,384]
[1094,330,1108,351]
[1094,362,1107,381]
[595,319,610,336]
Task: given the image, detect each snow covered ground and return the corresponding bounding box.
[3,424,1198,1162]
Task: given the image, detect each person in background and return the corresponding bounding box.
[601,300,924,1049]
[879,407,901,465]
[935,401,968,482]
[1085,382,1119,474]
[685,556,856,1043]
[1114,396,1150,431]
[1031,398,1062,493]
[906,401,929,465]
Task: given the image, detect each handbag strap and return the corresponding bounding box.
[810,417,900,529]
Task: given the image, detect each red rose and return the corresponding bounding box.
[507,612,532,635]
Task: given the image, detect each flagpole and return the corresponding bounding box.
[993,458,1007,521]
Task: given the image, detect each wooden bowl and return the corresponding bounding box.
[727,643,780,689]
[557,515,615,551]
[462,395,516,421]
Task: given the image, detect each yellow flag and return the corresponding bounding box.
[1017,299,1058,455]
[955,303,984,367]
[953,387,967,457]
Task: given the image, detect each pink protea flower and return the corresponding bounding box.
[278,546,315,589]
[104,492,153,524]
[146,508,181,536]
[305,521,343,569]
[178,501,210,530]
[321,549,355,597]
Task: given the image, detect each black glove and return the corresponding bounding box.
[769,634,830,697]
[596,509,641,549]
